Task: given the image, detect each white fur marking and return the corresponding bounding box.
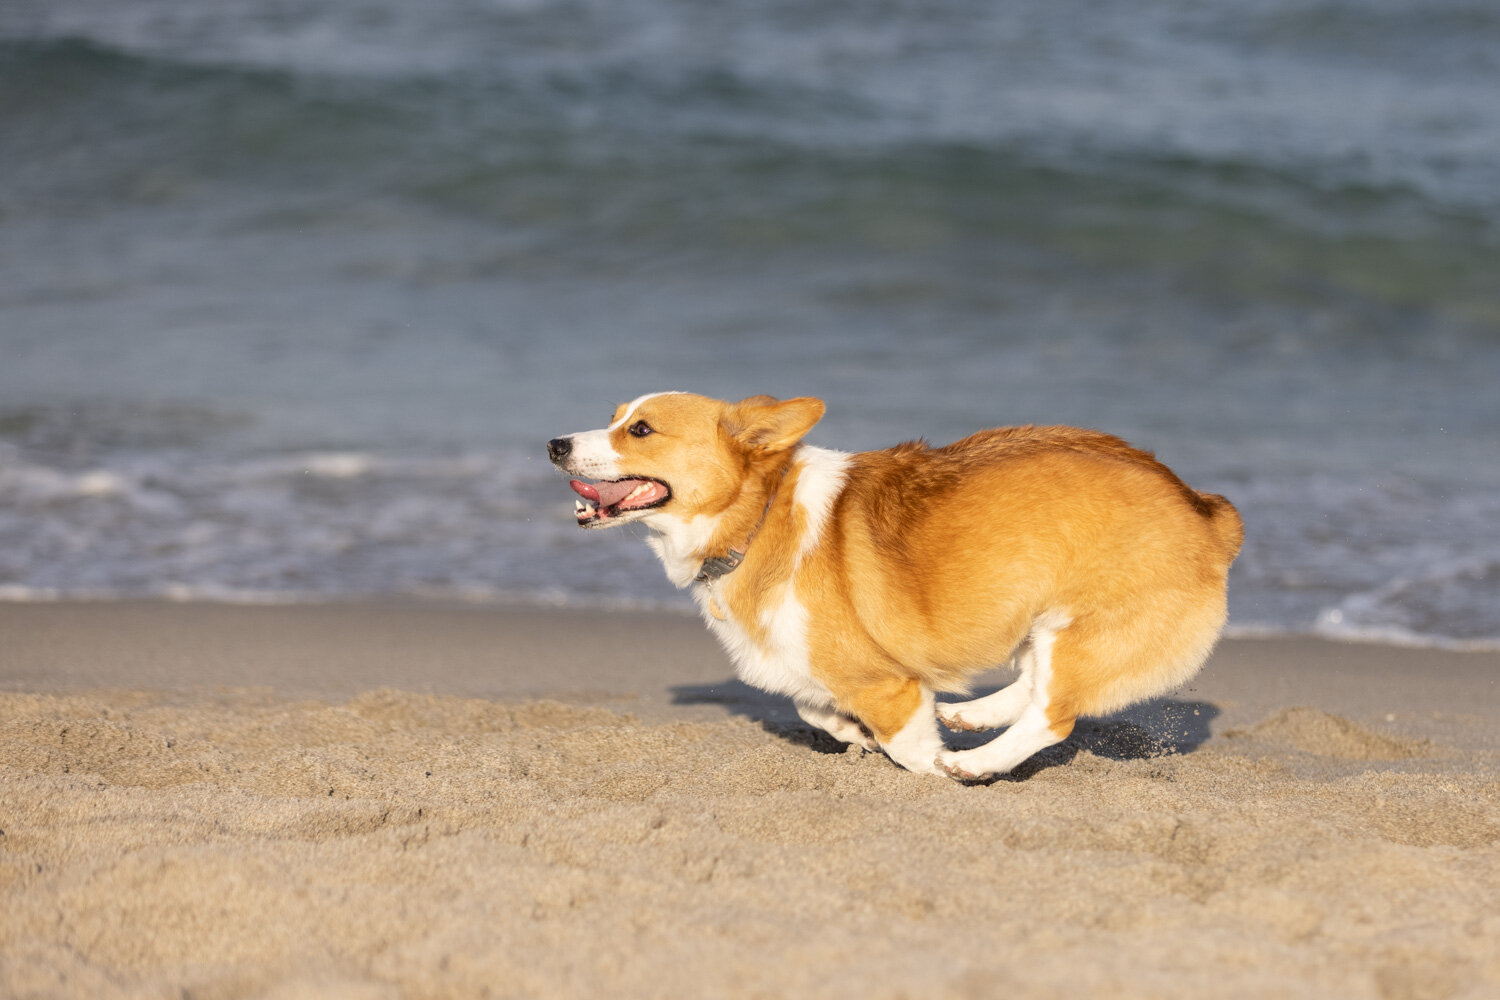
[880,686,945,776]
[697,581,831,706]
[647,511,725,588]
[608,391,686,431]
[562,428,622,480]
[789,446,851,559]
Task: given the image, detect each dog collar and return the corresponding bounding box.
[694,550,746,583]
[693,473,784,585]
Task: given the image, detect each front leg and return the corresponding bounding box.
[795,700,879,751]
[841,677,945,776]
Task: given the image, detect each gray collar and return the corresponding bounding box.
[694,548,747,584]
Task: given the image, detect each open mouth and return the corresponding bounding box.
[569,477,671,526]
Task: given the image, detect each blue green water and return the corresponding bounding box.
[2,1,1499,646]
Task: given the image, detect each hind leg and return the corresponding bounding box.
[935,618,1078,780]
[937,704,1066,780]
[937,643,1036,732]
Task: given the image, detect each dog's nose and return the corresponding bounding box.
[547,437,573,463]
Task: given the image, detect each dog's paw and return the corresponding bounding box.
[935,751,986,782]
[936,704,983,733]
[828,718,879,752]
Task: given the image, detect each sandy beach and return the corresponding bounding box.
[1,601,1497,999]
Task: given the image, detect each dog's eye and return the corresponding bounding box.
[628,421,654,438]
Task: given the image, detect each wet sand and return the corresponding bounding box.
[2,601,1497,999]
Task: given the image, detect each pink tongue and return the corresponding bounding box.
[593,479,645,508]
[570,479,650,508]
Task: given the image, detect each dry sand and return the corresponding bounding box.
[1,601,1497,999]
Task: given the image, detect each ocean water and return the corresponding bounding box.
[2,0,1498,648]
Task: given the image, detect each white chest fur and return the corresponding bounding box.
[694,580,831,705]
[670,445,852,706]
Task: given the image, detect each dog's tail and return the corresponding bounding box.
[1197,492,1244,562]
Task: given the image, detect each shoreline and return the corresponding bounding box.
[3,599,1498,999]
[3,590,1498,653]
[2,598,1496,734]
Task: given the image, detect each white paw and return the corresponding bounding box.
[889,753,947,777]
[828,718,879,752]
[935,750,987,782]
[936,704,983,732]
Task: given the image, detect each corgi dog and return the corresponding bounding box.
[547,392,1242,780]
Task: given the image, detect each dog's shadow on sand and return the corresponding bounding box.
[670,680,1220,781]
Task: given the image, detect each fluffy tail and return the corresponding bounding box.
[1198,493,1244,561]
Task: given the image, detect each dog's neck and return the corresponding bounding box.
[692,471,785,584]
[645,460,793,589]
[645,445,853,592]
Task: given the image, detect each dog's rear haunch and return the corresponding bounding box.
[548,392,1241,780]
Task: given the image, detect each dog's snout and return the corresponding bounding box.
[547,437,573,463]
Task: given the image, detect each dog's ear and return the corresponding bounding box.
[734,394,779,409]
[724,396,825,453]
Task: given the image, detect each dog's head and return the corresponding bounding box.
[546,392,825,529]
